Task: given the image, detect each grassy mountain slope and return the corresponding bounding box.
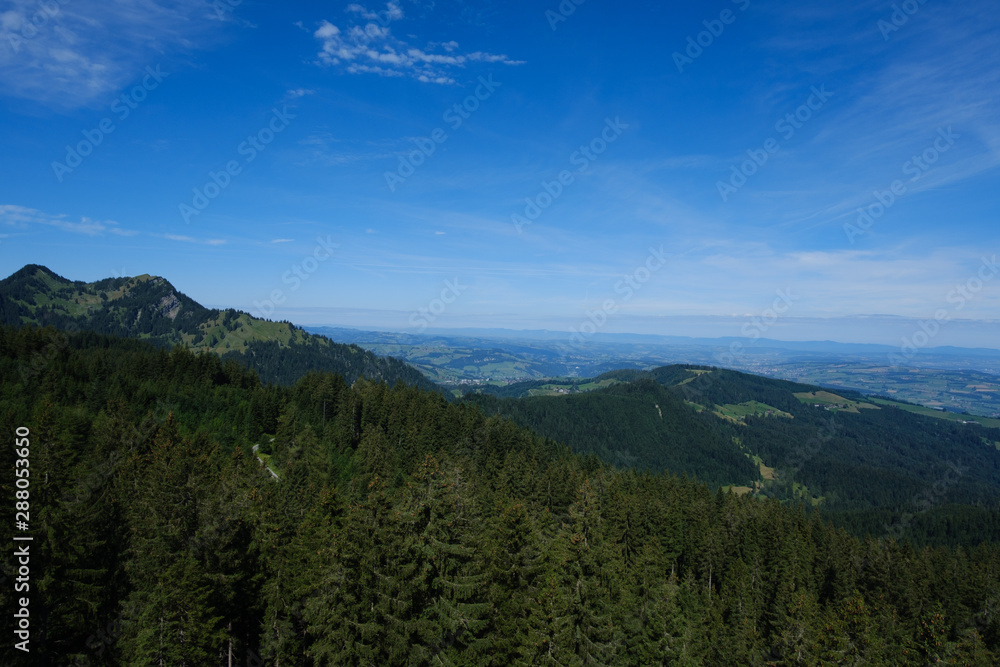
[0,264,438,390]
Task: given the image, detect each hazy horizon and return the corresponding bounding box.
[291,309,1000,351]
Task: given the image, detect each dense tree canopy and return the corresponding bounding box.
[465,366,1000,534]
[1,324,998,665]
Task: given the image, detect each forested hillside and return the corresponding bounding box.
[2,324,999,665]
[0,264,437,391]
[464,378,760,486]
[464,366,1000,542]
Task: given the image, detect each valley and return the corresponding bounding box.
[307,325,1000,417]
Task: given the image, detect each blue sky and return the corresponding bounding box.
[1,0,998,347]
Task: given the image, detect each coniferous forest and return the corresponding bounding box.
[3,0,998,663]
[2,324,1000,665]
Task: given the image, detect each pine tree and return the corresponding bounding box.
[117,416,226,664]
[547,479,620,665]
[302,476,414,665]
[481,500,549,665]
[403,456,491,664]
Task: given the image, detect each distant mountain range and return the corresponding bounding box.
[312,325,1000,358]
[0,265,438,391]
[307,325,1000,416]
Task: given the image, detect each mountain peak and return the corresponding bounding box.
[0,265,439,391]
[7,263,72,283]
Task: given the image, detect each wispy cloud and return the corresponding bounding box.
[660,245,1000,319]
[345,2,403,23]
[295,132,401,167]
[160,234,227,246]
[758,1,1000,232]
[284,88,315,101]
[0,0,238,109]
[313,2,523,85]
[0,204,137,236]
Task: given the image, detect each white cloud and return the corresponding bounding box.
[346,1,403,23]
[315,21,340,40]
[0,0,240,109]
[657,245,1000,320]
[313,4,524,85]
[161,234,227,246]
[270,238,295,244]
[0,204,137,236]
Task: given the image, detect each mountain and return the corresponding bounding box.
[465,375,759,486]
[463,365,1000,530]
[333,325,1000,358]
[0,264,439,391]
